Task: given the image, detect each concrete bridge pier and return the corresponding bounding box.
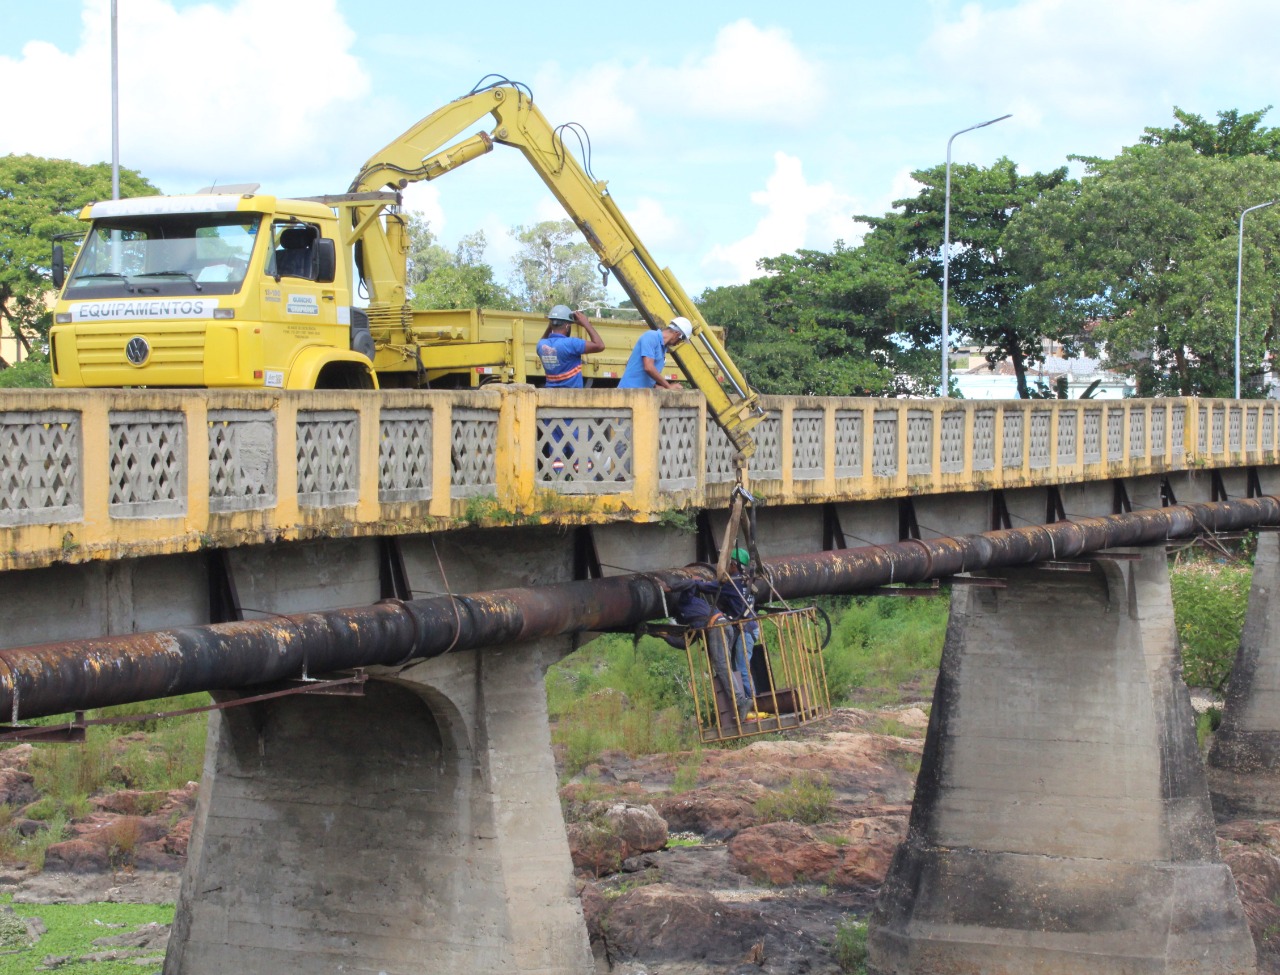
[867,549,1256,975]
[164,636,592,975]
[1209,532,1280,818]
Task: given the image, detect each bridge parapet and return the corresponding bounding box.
[0,388,1273,570]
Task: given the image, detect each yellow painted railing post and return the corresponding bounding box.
[186,395,210,533]
[276,394,300,529]
[356,395,381,525]
[498,386,537,514]
[630,392,660,514]
[79,394,111,550]
[429,398,453,519]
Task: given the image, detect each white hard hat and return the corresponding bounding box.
[548,304,574,323]
[669,316,693,340]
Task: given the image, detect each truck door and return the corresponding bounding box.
[260,220,340,388]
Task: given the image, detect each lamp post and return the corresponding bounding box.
[941,113,1011,397]
[1236,200,1275,398]
[110,0,119,200]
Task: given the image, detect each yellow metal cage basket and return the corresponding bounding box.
[682,605,832,743]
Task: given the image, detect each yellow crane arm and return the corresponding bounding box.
[348,84,763,457]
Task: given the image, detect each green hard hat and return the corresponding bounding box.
[731,547,750,566]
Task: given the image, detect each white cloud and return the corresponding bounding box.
[401,184,445,235]
[701,152,856,285]
[532,19,824,144]
[623,197,683,250]
[923,0,1280,131]
[0,0,371,190]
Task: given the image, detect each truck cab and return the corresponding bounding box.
[50,192,375,389]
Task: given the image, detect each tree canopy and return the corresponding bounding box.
[509,219,607,313]
[1140,106,1280,161]
[404,214,516,311]
[0,154,155,359]
[1005,142,1280,396]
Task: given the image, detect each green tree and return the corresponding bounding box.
[696,236,943,398]
[404,214,516,310]
[0,154,155,361]
[509,219,606,312]
[1005,142,1280,396]
[860,157,1070,398]
[1141,106,1280,160]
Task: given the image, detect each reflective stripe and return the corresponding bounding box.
[545,365,582,383]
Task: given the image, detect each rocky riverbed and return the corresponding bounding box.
[3,707,1280,973]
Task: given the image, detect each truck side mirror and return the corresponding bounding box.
[315,239,336,284]
[52,243,66,289]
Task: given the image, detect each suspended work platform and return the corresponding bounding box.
[676,606,832,743]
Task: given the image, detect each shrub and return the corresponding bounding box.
[833,917,869,973]
[1170,561,1251,691]
[821,595,947,706]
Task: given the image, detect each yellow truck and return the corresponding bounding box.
[49,80,763,452]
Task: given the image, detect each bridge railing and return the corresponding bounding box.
[0,388,1274,569]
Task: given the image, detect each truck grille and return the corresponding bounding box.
[75,325,207,384]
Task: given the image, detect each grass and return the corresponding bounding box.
[833,916,869,973]
[755,772,835,826]
[547,634,699,776]
[0,895,173,974]
[820,595,948,707]
[0,695,208,870]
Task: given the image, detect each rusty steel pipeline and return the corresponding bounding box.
[1,497,1276,720]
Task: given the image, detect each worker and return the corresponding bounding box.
[665,576,757,725]
[719,547,762,706]
[537,305,605,388]
[618,317,692,389]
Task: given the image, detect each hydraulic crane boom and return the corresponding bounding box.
[344,82,764,457]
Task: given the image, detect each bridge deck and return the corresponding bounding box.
[0,387,1271,570]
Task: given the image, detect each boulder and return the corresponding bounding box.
[567,802,667,877]
[728,815,906,888]
[588,883,770,966]
[652,787,761,839]
[0,768,37,807]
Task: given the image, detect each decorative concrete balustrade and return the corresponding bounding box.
[1,387,1276,571]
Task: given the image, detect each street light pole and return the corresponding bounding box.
[941,113,1011,397]
[1236,200,1276,398]
[110,0,119,200]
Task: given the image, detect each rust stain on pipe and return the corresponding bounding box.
[1,498,1276,720]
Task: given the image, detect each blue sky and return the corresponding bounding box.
[3,0,1280,302]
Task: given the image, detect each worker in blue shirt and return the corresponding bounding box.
[618,317,692,389]
[537,305,604,387]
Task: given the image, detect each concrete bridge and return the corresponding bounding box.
[3,386,1280,973]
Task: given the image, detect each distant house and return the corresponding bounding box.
[954,351,1134,400]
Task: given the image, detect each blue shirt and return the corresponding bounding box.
[618,330,666,388]
[537,333,587,387]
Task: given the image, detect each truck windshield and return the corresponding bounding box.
[64,213,264,298]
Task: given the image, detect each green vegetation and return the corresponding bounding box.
[821,595,948,707]
[755,772,835,826]
[546,634,697,776]
[0,895,172,974]
[0,357,51,389]
[833,916,869,973]
[1170,559,1252,691]
[0,695,207,869]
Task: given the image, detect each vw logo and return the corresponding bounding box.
[124,336,150,366]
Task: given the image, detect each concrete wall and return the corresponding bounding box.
[1209,532,1280,817]
[868,550,1256,974]
[166,638,591,975]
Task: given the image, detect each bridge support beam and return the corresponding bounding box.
[868,549,1256,975]
[1209,532,1280,818]
[165,637,591,975]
